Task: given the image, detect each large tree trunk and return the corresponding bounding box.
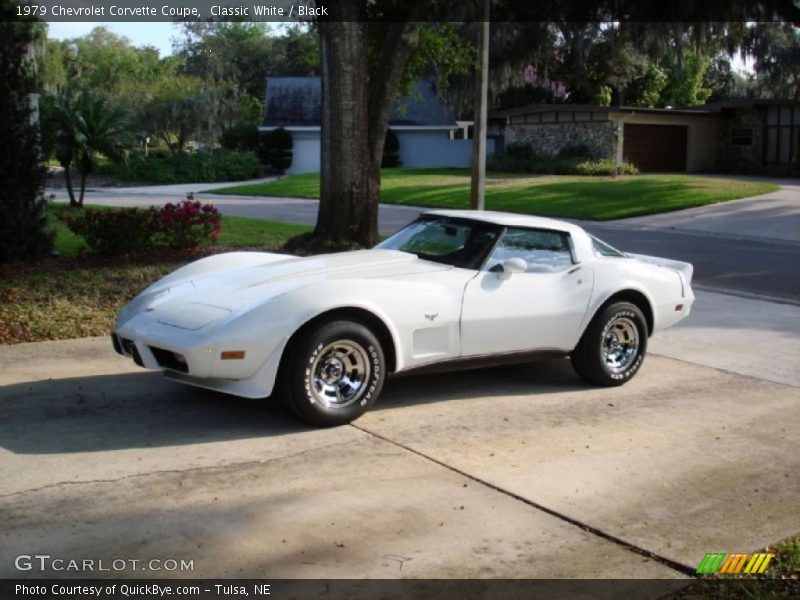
[315,1,421,248]
[316,2,371,245]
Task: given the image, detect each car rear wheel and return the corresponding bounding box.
[570,301,648,386]
[279,320,385,426]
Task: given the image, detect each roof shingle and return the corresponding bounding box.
[262,77,456,128]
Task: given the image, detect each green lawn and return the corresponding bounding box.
[211,168,779,221]
[0,205,310,344]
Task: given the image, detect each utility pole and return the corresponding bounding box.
[469,0,490,210]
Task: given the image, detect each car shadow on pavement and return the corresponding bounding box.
[0,359,587,455]
[0,372,312,454]
[378,357,587,410]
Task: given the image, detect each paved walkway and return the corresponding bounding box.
[101,177,278,196]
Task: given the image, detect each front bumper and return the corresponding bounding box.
[111,330,286,400]
[113,314,218,377]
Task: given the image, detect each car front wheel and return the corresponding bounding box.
[570,301,648,386]
[279,319,385,426]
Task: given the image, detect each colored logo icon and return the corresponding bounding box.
[696,552,774,575]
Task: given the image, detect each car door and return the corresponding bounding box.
[460,227,594,356]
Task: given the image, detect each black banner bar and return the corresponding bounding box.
[3,579,800,600]
[8,0,800,23]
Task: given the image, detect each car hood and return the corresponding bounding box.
[132,250,451,330]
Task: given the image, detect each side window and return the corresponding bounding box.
[485,228,574,273]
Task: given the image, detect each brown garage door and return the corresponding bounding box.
[623,124,687,172]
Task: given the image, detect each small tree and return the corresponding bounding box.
[268,127,293,174]
[381,128,401,167]
[45,87,131,207]
[0,7,53,262]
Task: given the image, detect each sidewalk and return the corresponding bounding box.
[592,184,800,245]
[90,177,277,197]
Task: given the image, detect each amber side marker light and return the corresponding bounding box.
[675,304,684,311]
[221,350,246,360]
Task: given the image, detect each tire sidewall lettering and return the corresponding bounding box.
[298,330,384,413]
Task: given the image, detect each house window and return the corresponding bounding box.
[731,128,753,146]
[765,105,799,165]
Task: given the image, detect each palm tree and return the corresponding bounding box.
[45,87,131,207]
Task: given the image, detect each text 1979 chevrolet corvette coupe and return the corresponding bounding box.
[113,210,694,426]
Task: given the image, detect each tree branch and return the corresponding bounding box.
[366,8,423,170]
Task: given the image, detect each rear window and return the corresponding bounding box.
[591,235,627,258]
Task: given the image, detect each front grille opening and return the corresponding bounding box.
[149,347,189,373]
[111,334,123,355]
[121,337,135,356]
[131,345,144,367]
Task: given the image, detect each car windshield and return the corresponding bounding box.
[376,216,502,269]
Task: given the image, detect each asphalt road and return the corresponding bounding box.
[580,224,800,303]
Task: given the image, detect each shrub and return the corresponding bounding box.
[505,143,535,160]
[109,151,263,184]
[488,153,638,176]
[65,201,222,254]
[573,158,638,176]
[556,144,593,159]
[255,131,271,167]
[268,127,293,174]
[65,207,159,255]
[221,123,260,152]
[382,128,402,167]
[157,201,221,249]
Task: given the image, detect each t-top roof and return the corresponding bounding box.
[262,77,457,128]
[423,209,587,236]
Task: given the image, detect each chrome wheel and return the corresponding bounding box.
[602,316,640,373]
[309,339,371,409]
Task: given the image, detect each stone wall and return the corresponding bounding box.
[505,121,616,158]
[716,108,763,172]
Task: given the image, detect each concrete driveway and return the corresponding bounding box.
[1,291,798,579]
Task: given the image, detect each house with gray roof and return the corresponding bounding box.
[261,77,494,173]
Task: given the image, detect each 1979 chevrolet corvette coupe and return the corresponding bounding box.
[113,210,694,426]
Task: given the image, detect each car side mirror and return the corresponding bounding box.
[499,257,527,280]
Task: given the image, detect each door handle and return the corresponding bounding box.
[567,266,581,274]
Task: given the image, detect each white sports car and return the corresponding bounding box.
[113,210,694,426]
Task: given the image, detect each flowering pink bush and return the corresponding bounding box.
[65,201,222,255]
[157,201,222,249]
